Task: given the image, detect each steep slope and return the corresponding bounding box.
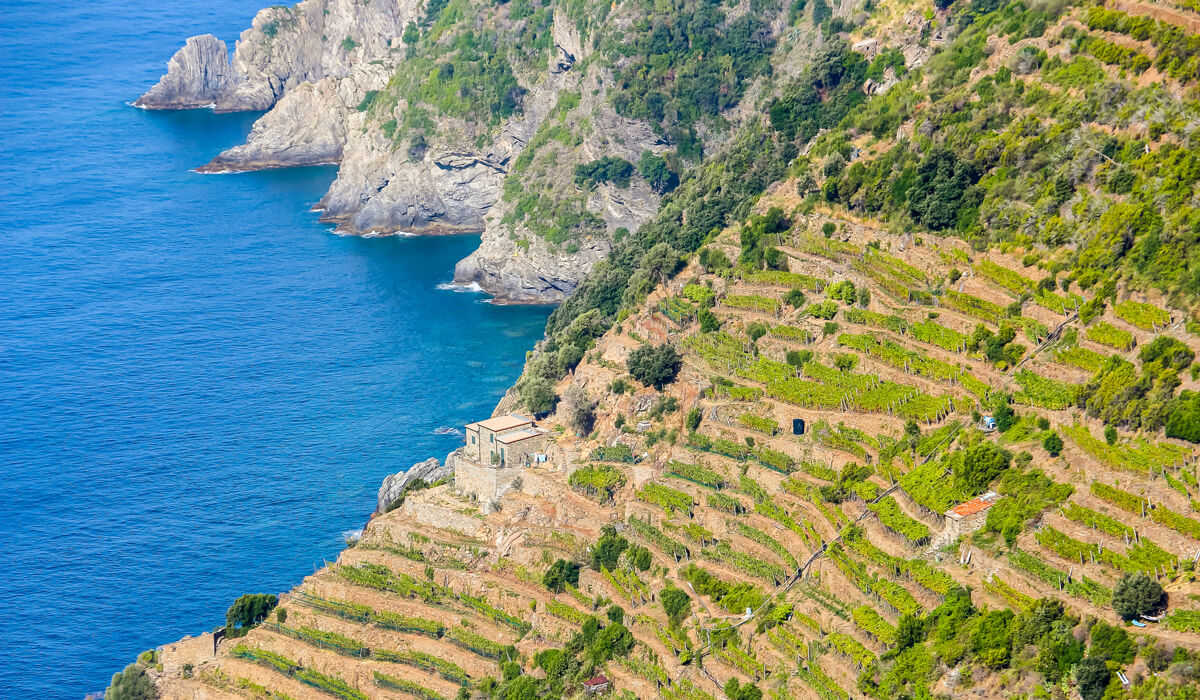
[139,181,1200,700]
[139,0,840,301]
[124,0,1200,698]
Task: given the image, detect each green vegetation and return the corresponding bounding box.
[1112,571,1165,620]
[543,559,580,593]
[869,497,931,544]
[568,464,626,502]
[627,343,682,389]
[225,593,277,638]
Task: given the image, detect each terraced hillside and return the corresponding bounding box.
[143,179,1200,699]
[126,0,1200,697]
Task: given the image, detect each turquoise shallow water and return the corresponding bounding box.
[0,2,550,697]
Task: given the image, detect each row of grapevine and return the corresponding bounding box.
[666,460,727,489]
[851,605,897,645]
[1114,300,1170,330]
[1086,322,1134,350]
[289,592,444,637]
[843,306,910,335]
[637,482,696,516]
[730,520,799,568]
[982,576,1035,611]
[628,515,689,560]
[569,465,626,502]
[230,645,368,700]
[724,294,781,314]
[1009,548,1112,606]
[744,269,826,291]
[912,318,970,352]
[373,648,470,685]
[1013,369,1078,410]
[372,671,447,700]
[941,290,1005,324]
[869,497,932,544]
[1054,345,1106,372]
[976,259,1033,295]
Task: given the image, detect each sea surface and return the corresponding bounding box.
[0,2,551,697]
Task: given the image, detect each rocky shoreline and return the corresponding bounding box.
[135,0,669,303]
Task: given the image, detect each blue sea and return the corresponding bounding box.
[0,2,551,697]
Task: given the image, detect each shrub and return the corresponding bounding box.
[225,594,277,637]
[521,377,557,414]
[106,663,155,700]
[661,586,691,626]
[1074,656,1110,700]
[1112,572,1165,620]
[1042,433,1063,457]
[543,559,580,593]
[627,344,682,389]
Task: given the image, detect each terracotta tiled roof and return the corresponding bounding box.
[583,676,609,688]
[948,491,1000,517]
[496,428,545,444]
[467,415,534,432]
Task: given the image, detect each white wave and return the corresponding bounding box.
[434,426,463,436]
[128,101,216,110]
[437,281,485,293]
[342,528,364,544]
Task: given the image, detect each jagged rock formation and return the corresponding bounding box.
[135,34,234,109]
[375,455,453,514]
[137,0,803,301]
[138,0,414,112]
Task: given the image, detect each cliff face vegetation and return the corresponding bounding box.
[132,0,1200,698]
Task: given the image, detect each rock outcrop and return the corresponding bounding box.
[137,0,418,113]
[376,455,454,514]
[135,34,234,109]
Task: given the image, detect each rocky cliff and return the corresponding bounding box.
[137,0,798,301]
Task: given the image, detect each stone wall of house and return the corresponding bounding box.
[454,459,526,513]
[932,510,988,549]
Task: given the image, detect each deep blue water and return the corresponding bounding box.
[0,2,550,697]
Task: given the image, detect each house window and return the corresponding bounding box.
[489,434,494,443]
[471,436,475,444]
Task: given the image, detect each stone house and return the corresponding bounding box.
[464,414,548,467]
[457,414,550,512]
[933,491,1001,548]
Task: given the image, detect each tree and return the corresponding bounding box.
[685,407,702,432]
[521,377,557,414]
[402,20,419,46]
[993,400,1016,432]
[106,663,156,700]
[954,442,1011,493]
[1112,571,1165,620]
[1042,433,1063,457]
[834,353,859,371]
[784,287,806,307]
[856,286,871,307]
[591,525,629,571]
[607,604,625,625]
[633,546,652,571]
[225,594,277,636]
[560,385,597,435]
[661,586,691,626]
[627,343,682,389]
[1104,425,1118,445]
[787,349,813,367]
[699,306,720,332]
[543,559,580,593]
[1074,656,1110,700]
[724,678,763,700]
[638,151,678,193]
[1089,621,1135,664]
[896,614,925,649]
[748,322,768,342]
